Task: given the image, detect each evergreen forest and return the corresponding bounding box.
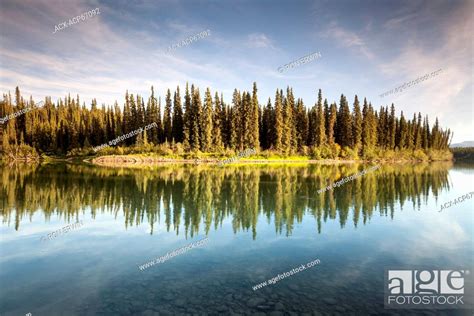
[0,84,452,160]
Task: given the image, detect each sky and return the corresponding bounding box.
[0,0,472,142]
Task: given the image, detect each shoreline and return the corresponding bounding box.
[88,154,449,167]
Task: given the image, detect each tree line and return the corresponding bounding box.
[0,84,452,157]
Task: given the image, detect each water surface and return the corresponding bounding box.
[0,162,472,315]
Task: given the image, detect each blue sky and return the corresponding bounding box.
[0,0,472,142]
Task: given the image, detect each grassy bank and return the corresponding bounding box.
[2,142,453,165]
[88,148,452,166]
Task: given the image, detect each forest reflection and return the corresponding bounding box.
[0,162,452,238]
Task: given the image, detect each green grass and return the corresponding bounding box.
[243,155,309,161]
[5,144,453,164]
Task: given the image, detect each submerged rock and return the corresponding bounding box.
[256,305,271,311]
[323,297,338,305]
[246,297,266,307]
[216,305,228,312]
[274,302,284,310]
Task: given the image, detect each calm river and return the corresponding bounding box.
[0,162,472,315]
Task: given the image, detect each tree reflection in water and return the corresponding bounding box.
[0,162,452,238]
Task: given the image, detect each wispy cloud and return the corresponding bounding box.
[246,33,275,49]
[384,13,418,30]
[320,21,374,60]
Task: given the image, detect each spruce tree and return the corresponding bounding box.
[352,95,362,151]
[328,102,337,145]
[397,111,407,149]
[414,113,422,149]
[183,83,192,149]
[308,107,316,146]
[377,107,387,148]
[157,96,163,143]
[230,106,239,150]
[368,103,377,148]
[212,92,224,151]
[431,118,441,149]
[146,89,157,143]
[122,91,131,139]
[230,89,242,150]
[163,89,173,142]
[250,82,260,150]
[287,88,297,151]
[324,99,330,143]
[316,92,326,146]
[389,104,396,149]
[136,95,144,127]
[282,89,295,154]
[406,116,416,149]
[362,98,370,152]
[201,88,213,152]
[423,116,430,149]
[219,93,228,146]
[129,94,138,132]
[336,94,352,147]
[296,98,308,150]
[172,86,184,143]
[192,86,202,150]
[274,89,283,151]
[262,98,273,149]
[241,91,251,149]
